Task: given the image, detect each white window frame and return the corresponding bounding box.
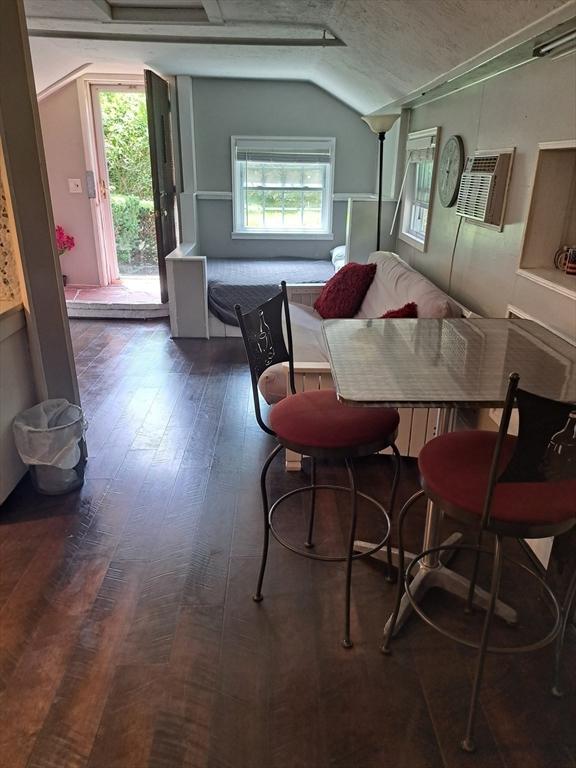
[231,136,335,240]
[397,127,439,253]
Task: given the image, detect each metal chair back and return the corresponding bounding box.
[480,372,575,529]
[235,281,296,435]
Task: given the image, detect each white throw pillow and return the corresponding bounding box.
[330,245,347,271]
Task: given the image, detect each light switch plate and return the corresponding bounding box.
[68,178,82,194]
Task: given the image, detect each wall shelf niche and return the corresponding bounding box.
[518,140,576,300]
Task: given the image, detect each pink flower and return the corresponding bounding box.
[55,225,75,256]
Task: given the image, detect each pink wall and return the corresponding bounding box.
[39,82,101,286]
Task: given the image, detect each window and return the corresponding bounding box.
[231,137,335,238]
[397,128,439,252]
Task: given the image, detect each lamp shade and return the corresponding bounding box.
[361,113,400,134]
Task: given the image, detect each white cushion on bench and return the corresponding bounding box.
[357,252,462,319]
[259,303,329,403]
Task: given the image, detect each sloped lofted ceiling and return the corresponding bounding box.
[26,0,574,112]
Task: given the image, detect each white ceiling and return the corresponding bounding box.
[26,0,575,113]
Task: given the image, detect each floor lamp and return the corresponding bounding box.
[361,114,400,251]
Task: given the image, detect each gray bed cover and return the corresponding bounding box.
[207,258,334,326]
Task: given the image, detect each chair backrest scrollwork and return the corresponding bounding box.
[235,282,296,435]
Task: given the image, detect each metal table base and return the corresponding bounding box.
[356,408,518,636]
[355,531,518,636]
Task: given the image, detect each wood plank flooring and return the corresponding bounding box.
[1,318,574,768]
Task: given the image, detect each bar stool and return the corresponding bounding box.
[235,283,401,648]
[383,372,576,752]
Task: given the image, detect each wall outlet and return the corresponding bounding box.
[68,178,82,194]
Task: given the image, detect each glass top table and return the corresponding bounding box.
[322,318,576,408]
[322,317,576,637]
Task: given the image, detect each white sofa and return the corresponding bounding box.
[260,251,463,401]
[259,251,464,468]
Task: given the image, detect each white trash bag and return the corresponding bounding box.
[13,399,87,494]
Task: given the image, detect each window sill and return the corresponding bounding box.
[232,231,334,241]
[398,231,426,252]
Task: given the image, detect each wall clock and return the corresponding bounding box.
[438,134,465,207]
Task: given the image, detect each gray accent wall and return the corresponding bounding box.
[187,78,379,259]
[395,54,576,340]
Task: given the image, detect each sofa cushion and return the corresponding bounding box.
[314,262,376,319]
[357,252,462,319]
[258,303,329,404]
[382,301,418,318]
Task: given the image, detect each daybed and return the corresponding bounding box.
[206,258,334,327]
[165,246,336,339]
[257,251,464,469]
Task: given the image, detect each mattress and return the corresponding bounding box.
[206,258,334,326]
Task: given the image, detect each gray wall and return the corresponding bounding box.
[189,78,378,259]
[396,54,576,339]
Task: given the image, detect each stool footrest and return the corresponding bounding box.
[269,483,391,562]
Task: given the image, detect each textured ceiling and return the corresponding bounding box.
[26,0,574,112]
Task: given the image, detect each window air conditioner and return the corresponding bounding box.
[456,149,515,230]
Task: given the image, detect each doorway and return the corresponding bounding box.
[91,83,159,298]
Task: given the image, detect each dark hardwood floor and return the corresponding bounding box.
[1,318,574,768]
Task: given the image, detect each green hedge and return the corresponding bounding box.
[110,194,156,266]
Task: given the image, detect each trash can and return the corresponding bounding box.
[13,399,87,495]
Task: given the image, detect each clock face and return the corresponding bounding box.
[438,135,465,207]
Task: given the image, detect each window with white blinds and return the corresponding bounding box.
[231,137,335,238]
[395,127,439,252]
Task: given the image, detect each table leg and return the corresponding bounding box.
[403,408,517,629]
[353,540,416,570]
[383,538,518,636]
[354,530,460,575]
[435,566,518,625]
[366,408,518,637]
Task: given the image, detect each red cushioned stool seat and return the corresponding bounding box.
[270,389,399,453]
[419,430,576,528]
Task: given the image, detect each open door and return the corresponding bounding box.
[145,70,176,304]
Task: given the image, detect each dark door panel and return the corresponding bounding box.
[145,70,176,304]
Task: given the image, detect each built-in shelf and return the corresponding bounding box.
[518,140,576,300]
[517,266,576,299]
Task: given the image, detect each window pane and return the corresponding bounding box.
[262,164,283,187]
[246,189,264,228]
[302,190,322,227]
[303,195,322,225]
[303,166,324,187]
[415,160,433,203]
[245,163,264,187]
[283,190,302,208]
[284,167,303,187]
[262,190,282,228]
[409,202,428,239]
[303,190,322,208]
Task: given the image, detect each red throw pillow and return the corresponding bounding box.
[382,302,418,318]
[314,262,377,319]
